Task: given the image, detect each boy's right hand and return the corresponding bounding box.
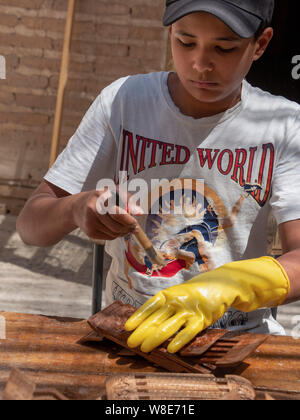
[72,189,141,241]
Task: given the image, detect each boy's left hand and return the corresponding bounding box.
[125,257,290,354]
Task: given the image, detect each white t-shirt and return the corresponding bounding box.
[45,71,300,335]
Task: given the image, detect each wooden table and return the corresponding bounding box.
[0,311,300,400]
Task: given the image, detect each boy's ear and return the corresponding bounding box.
[253,27,274,61]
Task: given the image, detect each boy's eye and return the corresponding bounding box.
[177,39,237,53]
[216,46,236,53]
[178,39,196,48]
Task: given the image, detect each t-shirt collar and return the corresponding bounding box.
[161,72,249,126]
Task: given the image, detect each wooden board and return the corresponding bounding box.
[2,368,69,401]
[0,311,300,399]
[3,368,36,400]
[0,311,159,400]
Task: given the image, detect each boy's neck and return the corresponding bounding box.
[167,72,242,119]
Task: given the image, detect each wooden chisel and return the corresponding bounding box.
[117,190,167,269]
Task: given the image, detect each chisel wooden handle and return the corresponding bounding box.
[94,189,167,268]
[134,222,167,268]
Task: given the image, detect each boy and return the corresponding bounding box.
[17,0,300,354]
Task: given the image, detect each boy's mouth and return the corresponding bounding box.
[190,80,219,89]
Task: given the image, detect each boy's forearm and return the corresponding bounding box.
[16,193,81,248]
[278,250,300,304]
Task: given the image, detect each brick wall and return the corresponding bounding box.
[0,0,168,214]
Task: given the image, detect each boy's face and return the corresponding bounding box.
[169,12,273,109]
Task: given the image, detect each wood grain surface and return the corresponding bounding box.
[0,311,300,399]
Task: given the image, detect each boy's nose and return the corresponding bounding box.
[193,52,214,73]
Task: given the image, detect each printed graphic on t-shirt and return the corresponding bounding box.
[111,281,144,308]
[122,177,263,289]
[211,310,248,329]
[124,180,226,288]
[120,129,275,208]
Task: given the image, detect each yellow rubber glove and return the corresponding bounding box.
[125,257,290,354]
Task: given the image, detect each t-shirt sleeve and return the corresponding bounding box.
[44,91,118,195]
[270,113,300,225]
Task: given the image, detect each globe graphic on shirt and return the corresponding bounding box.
[125,179,228,278]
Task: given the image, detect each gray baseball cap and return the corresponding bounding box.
[163,0,274,38]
